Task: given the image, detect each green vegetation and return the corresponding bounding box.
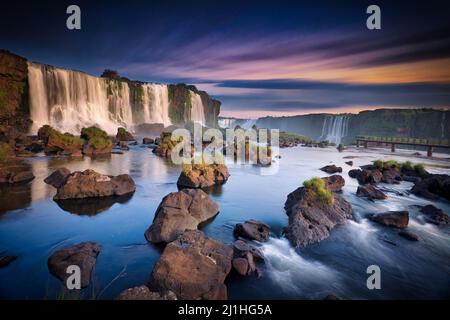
[118,127,126,136]
[372,159,426,174]
[303,177,334,205]
[88,136,112,150]
[37,125,83,150]
[81,126,108,141]
[279,132,312,142]
[0,142,13,162]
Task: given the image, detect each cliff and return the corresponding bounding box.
[0,50,30,131]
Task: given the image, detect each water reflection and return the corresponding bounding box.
[55,194,134,216]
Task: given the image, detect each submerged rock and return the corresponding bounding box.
[284,179,353,247]
[116,286,177,300]
[345,161,353,166]
[356,185,387,200]
[177,164,230,189]
[370,211,409,229]
[0,255,17,268]
[48,242,100,288]
[149,230,233,300]
[44,167,71,188]
[145,189,219,243]
[398,230,419,241]
[419,205,449,225]
[234,220,270,242]
[320,164,342,174]
[142,137,154,145]
[52,169,136,200]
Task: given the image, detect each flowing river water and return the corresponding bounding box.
[0,145,449,299]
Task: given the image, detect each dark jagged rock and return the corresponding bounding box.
[398,230,419,241]
[419,205,449,225]
[234,220,270,242]
[345,161,353,166]
[144,189,219,243]
[284,180,353,247]
[116,127,135,142]
[349,168,382,185]
[47,242,100,288]
[232,240,264,277]
[411,174,450,201]
[116,286,177,300]
[356,185,387,200]
[370,211,409,229]
[233,240,265,261]
[320,164,342,174]
[382,169,402,184]
[0,164,34,184]
[322,175,345,192]
[0,255,17,268]
[142,137,154,145]
[44,168,71,188]
[52,169,136,200]
[177,164,230,189]
[149,230,233,300]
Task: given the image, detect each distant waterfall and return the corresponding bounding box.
[190,91,206,125]
[27,62,176,134]
[320,115,350,144]
[218,118,236,128]
[241,119,257,129]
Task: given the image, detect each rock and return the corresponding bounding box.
[25,141,44,153]
[116,286,177,300]
[356,185,387,200]
[322,175,345,192]
[142,137,154,145]
[232,258,249,276]
[350,168,383,185]
[411,174,450,201]
[80,126,113,156]
[419,205,449,225]
[148,230,233,300]
[47,242,100,288]
[284,184,353,247]
[44,168,71,188]
[0,255,17,268]
[345,161,353,166]
[233,240,265,261]
[38,125,83,157]
[402,176,422,183]
[320,164,342,174]
[370,211,409,229]
[52,169,136,200]
[144,189,219,243]
[116,127,135,141]
[398,230,419,241]
[382,169,402,184]
[177,164,230,189]
[135,123,164,136]
[234,220,270,242]
[0,166,34,184]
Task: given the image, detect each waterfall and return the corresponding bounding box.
[190,91,206,125]
[136,84,171,127]
[218,118,236,128]
[27,63,180,135]
[320,115,349,144]
[241,119,257,129]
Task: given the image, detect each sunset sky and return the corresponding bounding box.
[1,0,450,118]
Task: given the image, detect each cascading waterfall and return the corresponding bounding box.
[137,84,171,127]
[241,119,257,129]
[190,91,206,125]
[28,62,177,134]
[218,118,236,129]
[320,115,350,144]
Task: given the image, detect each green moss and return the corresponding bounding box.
[38,125,83,150]
[413,163,426,174]
[0,142,13,162]
[303,177,334,205]
[88,136,112,150]
[118,127,126,136]
[81,126,108,141]
[402,161,414,171]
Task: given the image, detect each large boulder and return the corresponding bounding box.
[177,164,230,189]
[148,230,233,300]
[284,180,353,247]
[349,168,383,185]
[81,126,113,156]
[356,185,387,200]
[320,165,342,174]
[116,127,135,141]
[322,175,345,192]
[234,220,270,242]
[52,169,136,200]
[231,240,264,277]
[419,205,449,225]
[411,174,450,201]
[38,125,84,157]
[47,242,100,288]
[116,286,177,300]
[382,169,402,184]
[44,167,71,188]
[144,189,219,243]
[370,211,409,229]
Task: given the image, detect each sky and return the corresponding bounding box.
[1,0,450,118]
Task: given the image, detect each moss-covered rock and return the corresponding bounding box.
[38,125,83,156]
[81,126,112,156]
